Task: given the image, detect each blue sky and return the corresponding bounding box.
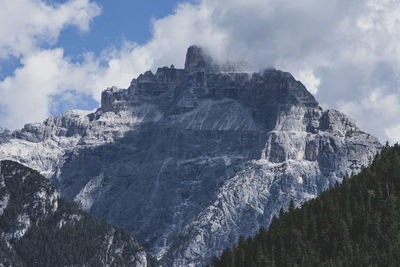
[1,0,400,144]
[58,1,185,57]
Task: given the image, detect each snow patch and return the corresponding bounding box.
[74,174,105,211]
[0,193,9,216]
[297,176,303,184]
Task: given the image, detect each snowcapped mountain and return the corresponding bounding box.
[0,160,157,266]
[0,46,381,266]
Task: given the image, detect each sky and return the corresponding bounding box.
[1,0,400,144]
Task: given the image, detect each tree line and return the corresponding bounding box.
[210,143,400,267]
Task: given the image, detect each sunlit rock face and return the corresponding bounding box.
[0,45,381,266]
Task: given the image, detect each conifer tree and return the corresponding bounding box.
[211,145,400,267]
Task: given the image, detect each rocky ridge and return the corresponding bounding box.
[0,46,381,266]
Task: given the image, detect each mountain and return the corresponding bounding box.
[0,160,157,266]
[211,144,400,267]
[0,46,381,266]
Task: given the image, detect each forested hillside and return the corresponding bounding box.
[0,160,158,267]
[211,144,400,267]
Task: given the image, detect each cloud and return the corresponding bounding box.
[385,124,400,145]
[2,0,400,144]
[0,48,88,128]
[294,70,320,95]
[338,88,400,144]
[0,0,101,59]
[0,0,101,128]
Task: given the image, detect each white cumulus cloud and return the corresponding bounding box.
[0,0,100,59]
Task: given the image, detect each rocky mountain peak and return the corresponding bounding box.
[184,45,214,71]
[101,46,319,132]
[0,45,381,266]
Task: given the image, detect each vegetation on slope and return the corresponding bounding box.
[211,144,400,267]
[0,160,158,267]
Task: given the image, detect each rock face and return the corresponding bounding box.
[0,45,381,266]
[0,160,157,266]
[185,46,214,71]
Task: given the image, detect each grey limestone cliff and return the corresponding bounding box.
[0,45,381,266]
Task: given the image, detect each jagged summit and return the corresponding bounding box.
[184,45,252,73]
[100,45,319,129]
[184,45,214,71]
[0,45,381,266]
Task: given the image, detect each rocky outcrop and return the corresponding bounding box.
[184,45,214,71]
[0,46,381,266]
